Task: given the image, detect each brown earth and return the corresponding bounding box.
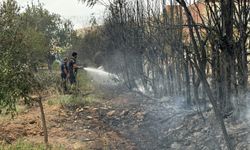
[1,92,250,150]
[0,95,136,150]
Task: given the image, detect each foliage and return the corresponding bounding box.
[33,70,61,93]
[51,60,61,71]
[47,70,97,106]
[20,2,75,69]
[71,26,106,66]
[21,3,75,49]
[47,94,96,106]
[22,28,48,71]
[0,0,79,146]
[0,0,34,113]
[0,0,76,113]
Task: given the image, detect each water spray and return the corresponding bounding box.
[83,67,120,85]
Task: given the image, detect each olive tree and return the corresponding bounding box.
[0,0,80,146]
[20,3,75,71]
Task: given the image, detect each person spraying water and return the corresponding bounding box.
[68,52,78,85]
[68,52,84,93]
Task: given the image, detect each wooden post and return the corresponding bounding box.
[31,95,48,147]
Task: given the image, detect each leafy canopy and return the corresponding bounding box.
[0,0,75,113]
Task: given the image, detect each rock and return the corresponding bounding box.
[29,120,36,124]
[92,108,98,111]
[39,132,44,136]
[107,110,116,117]
[76,108,84,112]
[185,145,196,150]
[86,116,93,120]
[73,142,82,149]
[135,112,145,120]
[120,110,129,116]
[84,106,90,109]
[171,142,181,149]
[100,107,108,110]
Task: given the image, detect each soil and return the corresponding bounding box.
[0,95,136,150]
[0,91,250,150]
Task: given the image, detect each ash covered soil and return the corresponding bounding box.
[97,91,250,150]
[1,85,250,149]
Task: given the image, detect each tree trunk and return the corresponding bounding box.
[193,61,234,150]
[37,96,49,146]
[184,58,191,105]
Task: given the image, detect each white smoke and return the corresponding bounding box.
[245,93,250,120]
[245,93,250,148]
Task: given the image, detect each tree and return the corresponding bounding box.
[0,0,49,146]
[20,3,75,70]
[22,28,48,71]
[71,25,106,66]
[0,0,32,114]
[79,0,249,149]
[174,0,249,149]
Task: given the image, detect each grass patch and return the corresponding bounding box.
[47,95,72,106]
[16,105,28,114]
[0,114,11,123]
[46,70,101,106]
[0,105,28,120]
[0,139,65,150]
[47,94,98,106]
[76,70,95,93]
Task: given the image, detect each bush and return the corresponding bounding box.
[34,70,61,95]
[51,60,61,71]
[46,70,98,106]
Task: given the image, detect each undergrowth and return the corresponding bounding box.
[0,139,64,150]
[47,69,99,106]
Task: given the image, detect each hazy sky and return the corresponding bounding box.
[15,0,106,29]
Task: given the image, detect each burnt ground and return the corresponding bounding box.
[0,82,250,149]
[97,91,250,150]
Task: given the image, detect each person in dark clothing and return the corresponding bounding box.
[61,57,69,92]
[68,52,78,85]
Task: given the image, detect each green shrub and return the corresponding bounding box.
[42,69,99,106]
[47,94,97,106]
[51,60,61,71]
[34,70,61,94]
